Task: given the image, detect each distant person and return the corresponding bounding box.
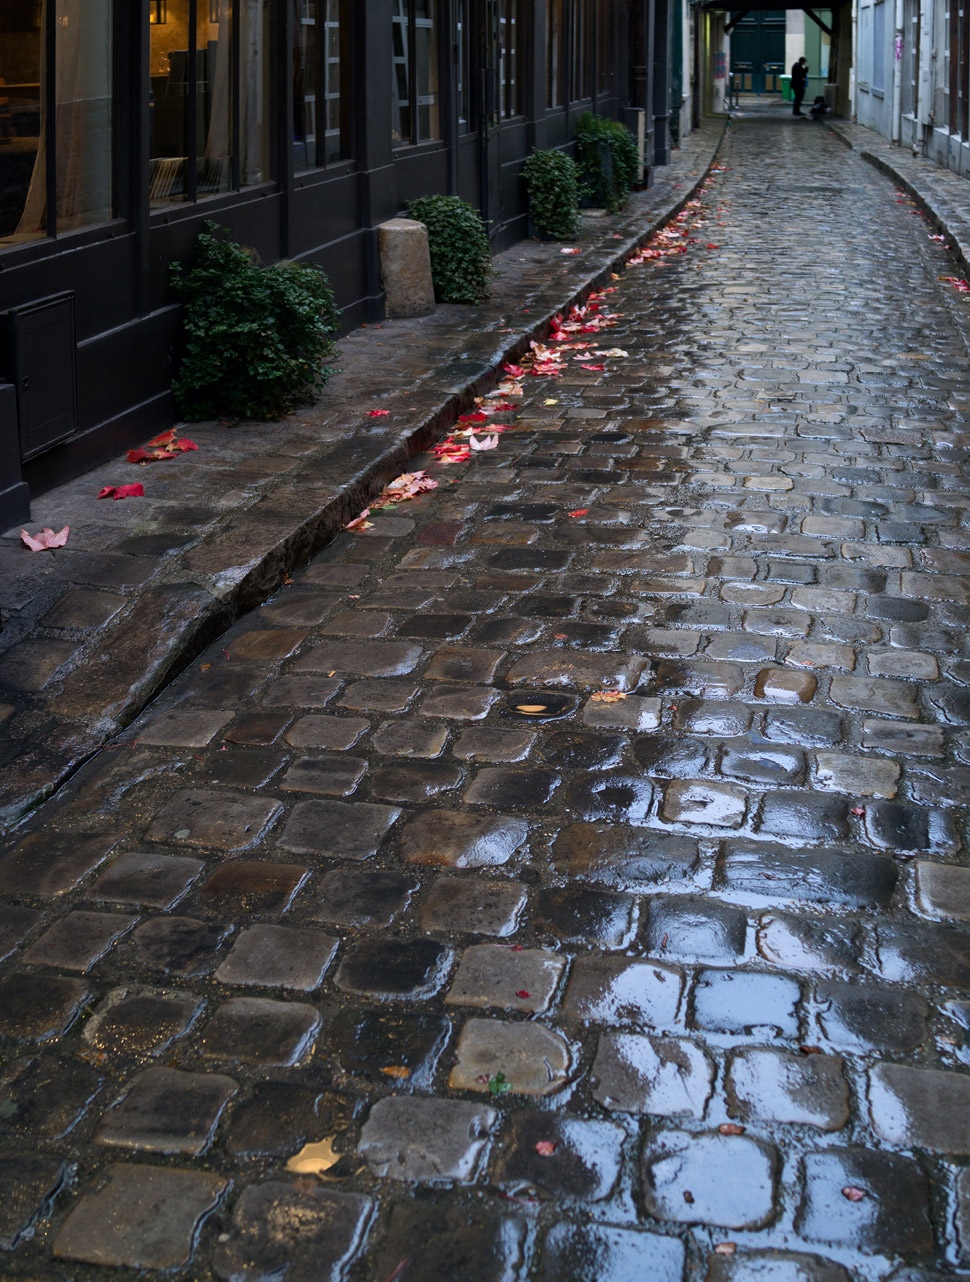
[791,56,808,116]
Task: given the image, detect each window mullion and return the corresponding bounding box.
[44,1,57,237]
[187,0,198,200]
[231,0,241,188]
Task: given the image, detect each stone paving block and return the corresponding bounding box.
[874,919,970,984]
[128,915,231,976]
[563,771,654,823]
[224,1083,351,1158]
[762,707,843,746]
[641,1131,777,1229]
[726,1048,849,1131]
[663,779,747,828]
[399,809,529,867]
[215,924,338,990]
[0,831,116,897]
[717,840,896,912]
[537,1221,686,1282]
[95,1067,237,1154]
[262,674,343,707]
[539,729,626,771]
[334,937,452,1000]
[756,913,860,975]
[592,1034,713,1116]
[201,747,288,790]
[0,637,79,691]
[41,587,124,630]
[0,974,88,1041]
[312,868,417,927]
[757,791,849,842]
[674,699,753,736]
[861,718,944,757]
[865,800,953,853]
[691,970,800,1038]
[424,646,505,683]
[644,897,748,963]
[284,715,369,749]
[720,744,805,786]
[796,1149,933,1255]
[464,766,560,809]
[705,1250,851,1282]
[446,944,565,1013]
[563,955,683,1027]
[371,719,449,756]
[366,1200,526,1282]
[201,997,321,1065]
[22,910,137,971]
[337,679,420,712]
[828,676,919,718]
[358,1095,496,1181]
[52,1163,227,1270]
[279,797,401,859]
[653,660,745,697]
[868,649,939,680]
[146,789,283,851]
[914,860,970,921]
[0,1152,66,1249]
[869,1063,970,1152]
[754,669,818,704]
[552,823,698,889]
[292,639,424,676]
[211,1183,373,1282]
[329,1006,451,1087]
[815,979,928,1053]
[582,693,662,730]
[279,753,368,796]
[418,877,527,936]
[786,641,856,671]
[419,682,501,719]
[136,708,234,747]
[0,1054,102,1140]
[370,758,466,802]
[196,860,309,916]
[453,726,536,761]
[229,628,308,660]
[491,1111,625,1201]
[83,987,203,1056]
[449,1018,571,1096]
[90,851,205,908]
[813,753,900,798]
[506,650,647,691]
[0,903,41,962]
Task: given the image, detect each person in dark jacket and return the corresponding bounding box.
[791,56,808,116]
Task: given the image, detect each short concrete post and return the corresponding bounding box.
[379,218,435,318]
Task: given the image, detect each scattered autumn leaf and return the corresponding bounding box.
[127,431,198,464]
[841,1186,866,1202]
[515,990,531,999]
[371,471,438,509]
[683,1190,695,1204]
[799,1045,823,1055]
[488,1072,512,1095]
[560,247,582,255]
[580,363,606,372]
[535,1141,557,1157]
[568,508,590,518]
[381,1066,411,1080]
[367,408,390,417]
[718,1123,746,1136]
[98,483,145,501]
[469,434,499,451]
[285,1137,341,1175]
[21,526,69,551]
[543,398,558,406]
[345,509,374,532]
[714,1243,737,1256]
[850,806,866,817]
[516,704,549,714]
[590,690,627,703]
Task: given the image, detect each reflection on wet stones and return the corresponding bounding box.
[551,823,699,890]
[533,886,637,950]
[334,938,452,1000]
[563,773,655,824]
[328,1008,451,1087]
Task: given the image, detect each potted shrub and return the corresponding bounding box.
[574,112,641,214]
[522,148,581,240]
[406,195,491,304]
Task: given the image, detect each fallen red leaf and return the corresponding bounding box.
[580,363,606,372]
[841,1186,866,1202]
[515,990,531,999]
[535,1141,557,1156]
[21,525,69,551]
[367,409,390,417]
[98,483,145,501]
[146,429,177,447]
[568,508,590,518]
[718,1123,746,1136]
[345,509,374,532]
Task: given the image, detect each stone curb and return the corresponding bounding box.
[0,118,727,833]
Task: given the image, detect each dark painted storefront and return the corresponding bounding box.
[0,0,674,528]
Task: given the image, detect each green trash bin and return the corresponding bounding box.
[780,75,792,101]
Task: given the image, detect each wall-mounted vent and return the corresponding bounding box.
[7,293,79,461]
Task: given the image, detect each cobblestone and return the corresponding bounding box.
[6,109,970,1278]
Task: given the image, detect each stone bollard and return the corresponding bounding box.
[378,218,435,318]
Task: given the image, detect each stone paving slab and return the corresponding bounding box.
[0,120,727,833]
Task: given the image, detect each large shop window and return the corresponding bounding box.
[570,0,591,101]
[497,0,521,118]
[293,0,350,170]
[546,0,564,106]
[0,0,113,248]
[150,0,270,205]
[392,0,439,144]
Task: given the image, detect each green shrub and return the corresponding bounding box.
[522,148,581,240]
[574,112,641,214]
[406,195,491,304]
[170,222,340,421]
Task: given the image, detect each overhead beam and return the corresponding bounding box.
[725,9,753,33]
[802,7,834,34]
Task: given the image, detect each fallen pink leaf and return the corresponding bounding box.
[560,247,582,255]
[345,509,374,532]
[21,526,69,551]
[98,483,145,501]
[367,409,390,417]
[535,1141,557,1156]
[469,434,499,451]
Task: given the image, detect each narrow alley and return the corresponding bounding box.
[3,111,970,1280]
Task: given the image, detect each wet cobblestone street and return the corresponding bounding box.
[5,113,970,1280]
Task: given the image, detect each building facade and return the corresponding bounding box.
[0,0,677,528]
[854,0,970,174]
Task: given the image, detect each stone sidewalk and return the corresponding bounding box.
[0,123,728,833]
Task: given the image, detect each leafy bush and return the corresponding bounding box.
[170,222,340,421]
[522,148,581,240]
[407,195,491,304]
[574,113,641,214]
